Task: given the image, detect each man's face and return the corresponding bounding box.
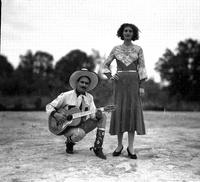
[76,76,90,93]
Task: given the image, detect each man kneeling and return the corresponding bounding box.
[46,68,107,159]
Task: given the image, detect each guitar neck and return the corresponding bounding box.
[73,107,104,119]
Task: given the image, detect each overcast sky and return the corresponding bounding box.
[1,0,200,82]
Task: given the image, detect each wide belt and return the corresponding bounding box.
[117,70,137,72]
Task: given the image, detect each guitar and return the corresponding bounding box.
[48,105,116,135]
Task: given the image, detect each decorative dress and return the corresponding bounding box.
[103,44,147,135]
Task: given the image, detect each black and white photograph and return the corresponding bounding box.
[0,0,200,181]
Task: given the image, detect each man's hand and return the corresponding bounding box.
[53,112,67,123]
[139,87,145,97]
[96,110,103,120]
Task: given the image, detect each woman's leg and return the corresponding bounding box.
[115,132,124,151]
[128,131,136,154]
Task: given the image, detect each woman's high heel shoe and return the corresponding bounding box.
[112,146,123,156]
[127,147,137,159]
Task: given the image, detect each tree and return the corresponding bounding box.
[0,55,14,78]
[90,49,107,79]
[54,49,95,86]
[32,51,54,95]
[155,39,200,101]
[33,51,54,76]
[14,50,54,95]
[0,55,14,95]
[17,50,54,78]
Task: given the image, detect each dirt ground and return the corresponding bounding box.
[0,111,200,182]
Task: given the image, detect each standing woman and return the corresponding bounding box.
[103,23,147,159]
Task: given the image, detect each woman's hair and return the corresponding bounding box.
[117,23,140,41]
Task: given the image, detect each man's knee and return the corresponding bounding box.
[71,128,86,142]
[64,128,86,142]
[97,113,107,128]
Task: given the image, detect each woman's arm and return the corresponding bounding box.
[103,47,116,79]
[137,47,148,96]
[137,47,148,83]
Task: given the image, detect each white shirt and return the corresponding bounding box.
[46,90,96,119]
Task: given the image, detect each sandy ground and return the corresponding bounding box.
[0,111,200,182]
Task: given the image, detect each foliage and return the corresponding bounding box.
[155,39,200,101]
[0,55,14,78]
[1,43,200,111]
[11,50,54,95]
[54,49,95,88]
[91,78,113,107]
[142,78,168,110]
[0,55,14,95]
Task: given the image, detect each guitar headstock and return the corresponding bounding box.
[104,105,117,112]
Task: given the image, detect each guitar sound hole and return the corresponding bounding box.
[67,115,73,121]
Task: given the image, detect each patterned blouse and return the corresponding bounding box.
[103,44,147,81]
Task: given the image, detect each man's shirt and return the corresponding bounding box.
[46,90,96,119]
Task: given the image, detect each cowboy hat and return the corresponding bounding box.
[69,68,99,91]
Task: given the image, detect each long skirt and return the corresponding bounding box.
[109,71,146,135]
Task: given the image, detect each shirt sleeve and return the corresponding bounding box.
[137,47,148,81]
[46,93,65,116]
[103,47,116,73]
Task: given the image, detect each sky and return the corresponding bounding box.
[1,0,200,82]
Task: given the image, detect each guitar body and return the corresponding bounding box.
[48,104,116,136]
[48,107,81,136]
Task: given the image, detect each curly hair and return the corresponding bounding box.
[117,23,140,41]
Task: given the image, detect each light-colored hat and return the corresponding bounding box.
[69,68,99,91]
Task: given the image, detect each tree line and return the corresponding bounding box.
[0,38,200,111]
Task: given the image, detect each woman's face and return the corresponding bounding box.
[123,26,133,41]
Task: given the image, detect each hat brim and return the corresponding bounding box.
[69,70,99,91]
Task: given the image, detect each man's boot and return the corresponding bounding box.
[90,129,106,159]
[65,136,75,154]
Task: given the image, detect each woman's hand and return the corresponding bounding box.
[139,87,145,97]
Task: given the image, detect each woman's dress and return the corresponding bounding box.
[104,44,147,135]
